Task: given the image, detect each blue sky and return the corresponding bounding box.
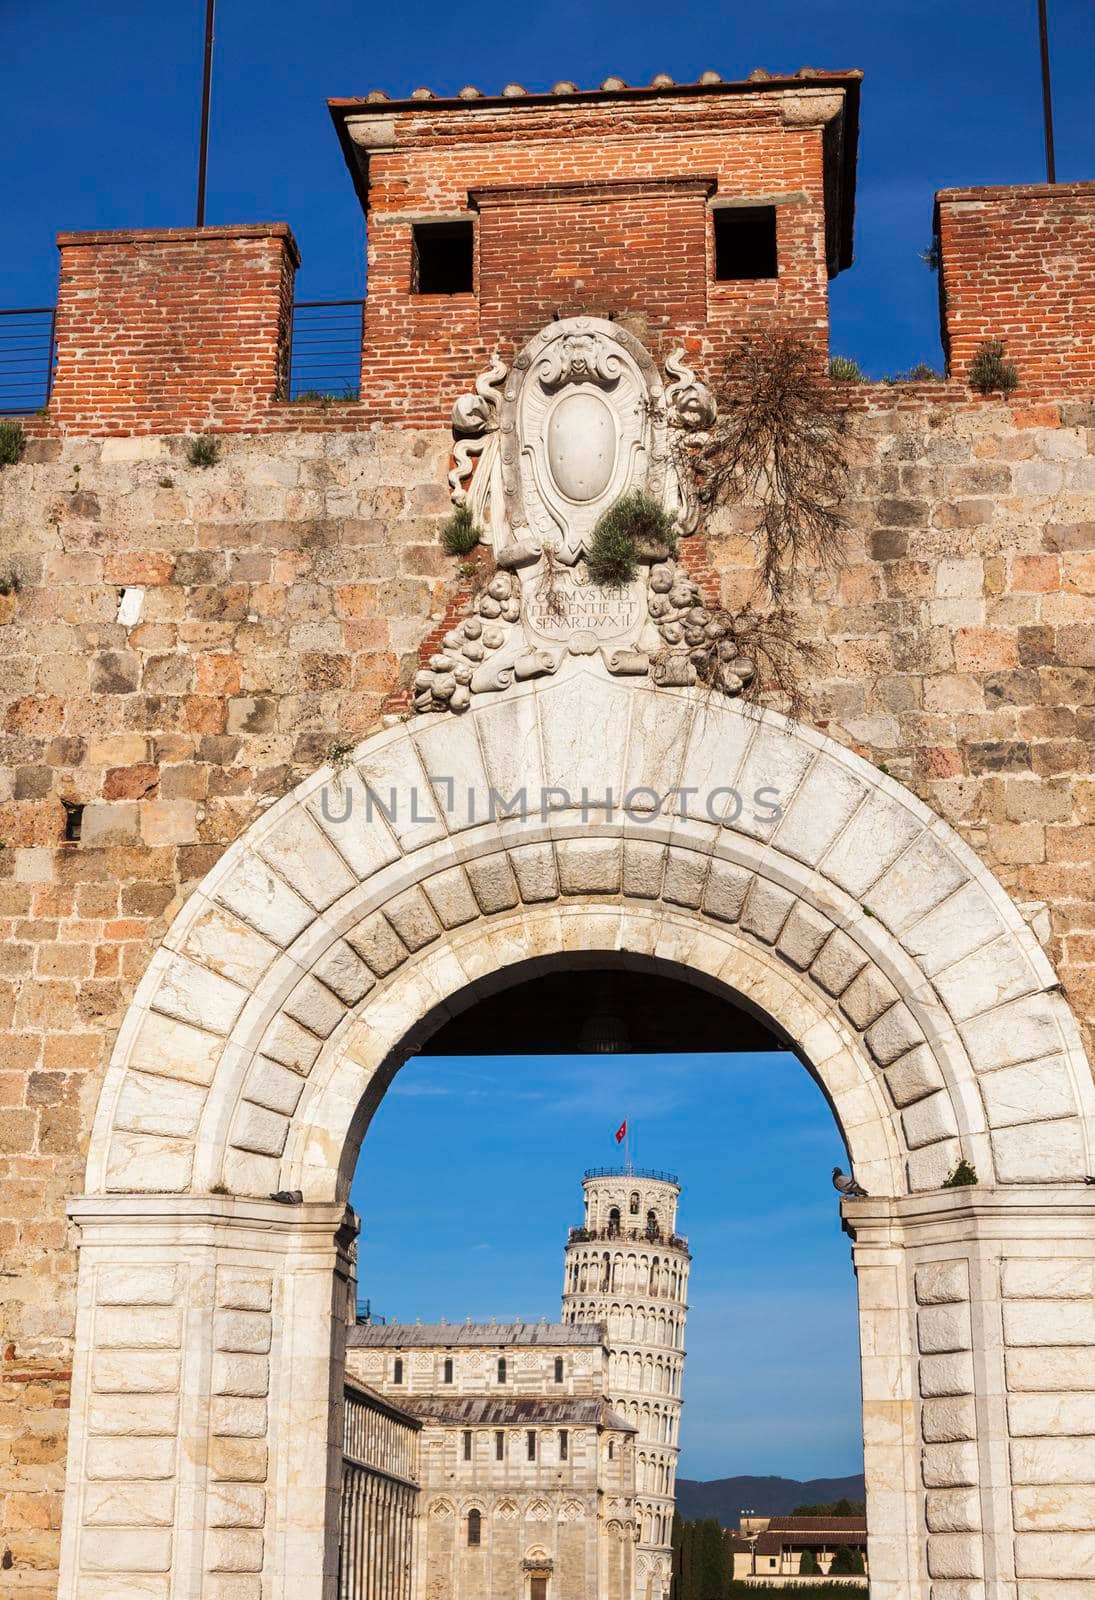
[350,1050,863,1482]
[4,0,1095,375]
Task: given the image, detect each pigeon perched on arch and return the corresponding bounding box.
[832,1167,868,1198]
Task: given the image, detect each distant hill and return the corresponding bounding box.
[676,1474,866,1527]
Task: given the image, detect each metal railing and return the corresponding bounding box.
[583,1166,680,1186]
[568,1225,689,1251]
[287,298,365,401]
[0,307,56,415]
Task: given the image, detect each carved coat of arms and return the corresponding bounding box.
[414,317,751,715]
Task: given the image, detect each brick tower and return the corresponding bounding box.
[561,1170,690,1600]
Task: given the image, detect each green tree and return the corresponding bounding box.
[792,1498,865,1517]
[675,1517,698,1600]
[697,1519,728,1600]
[830,1544,866,1575]
[798,1547,820,1575]
[670,1513,686,1600]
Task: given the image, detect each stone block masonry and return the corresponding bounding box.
[1,393,1094,1596]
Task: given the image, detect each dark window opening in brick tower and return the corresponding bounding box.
[713,206,778,281]
[412,220,474,294]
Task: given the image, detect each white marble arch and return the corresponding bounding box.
[61,671,1095,1600]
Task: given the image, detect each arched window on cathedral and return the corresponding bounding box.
[629,1191,640,1214]
[392,1357,403,1384]
[467,1509,481,1546]
[646,1209,660,1240]
[497,1357,506,1384]
[608,1207,621,1236]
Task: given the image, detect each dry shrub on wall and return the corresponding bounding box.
[681,332,850,715]
[535,545,570,622]
[694,332,850,602]
[724,603,823,718]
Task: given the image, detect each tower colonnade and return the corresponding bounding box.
[561,1171,689,1600]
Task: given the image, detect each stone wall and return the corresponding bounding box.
[0,388,1093,1593]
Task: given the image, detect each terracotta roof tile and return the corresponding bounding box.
[401,1396,635,1429]
[767,1515,868,1534]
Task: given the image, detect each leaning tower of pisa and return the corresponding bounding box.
[561,1168,690,1600]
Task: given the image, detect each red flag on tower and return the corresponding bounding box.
[614,1119,627,1145]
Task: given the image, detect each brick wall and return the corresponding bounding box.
[50,225,300,435]
[29,98,1095,440]
[348,84,841,425]
[473,178,711,350]
[937,184,1095,395]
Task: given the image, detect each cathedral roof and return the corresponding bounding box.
[398,1396,636,1431]
[348,1321,605,1348]
[344,1376,422,1429]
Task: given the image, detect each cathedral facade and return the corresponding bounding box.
[344,1168,689,1600]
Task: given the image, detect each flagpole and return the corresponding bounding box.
[195,0,216,226]
[1037,0,1057,184]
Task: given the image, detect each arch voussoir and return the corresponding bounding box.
[88,673,1093,1208]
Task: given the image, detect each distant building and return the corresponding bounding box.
[339,1167,688,1599]
[347,1322,637,1600]
[562,1169,690,1600]
[730,1514,869,1584]
[339,1380,422,1600]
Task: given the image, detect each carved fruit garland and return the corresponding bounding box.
[413,572,521,714]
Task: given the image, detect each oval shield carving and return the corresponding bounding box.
[546,390,617,502]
